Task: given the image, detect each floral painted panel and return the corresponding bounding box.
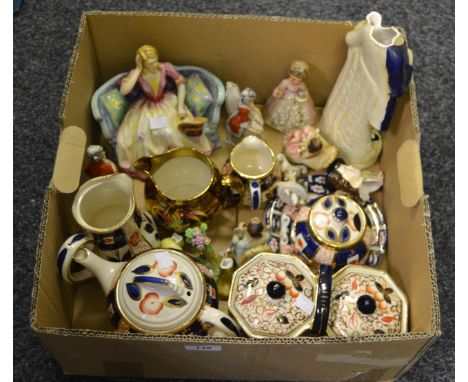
[234,260,315,336]
[329,273,404,336]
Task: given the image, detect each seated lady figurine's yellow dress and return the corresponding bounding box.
[116,51,213,172]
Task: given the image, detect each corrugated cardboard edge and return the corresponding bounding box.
[58,14,89,125]
[31,14,441,382]
[394,199,442,379]
[30,184,52,329]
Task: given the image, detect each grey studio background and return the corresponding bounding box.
[13,1,454,381]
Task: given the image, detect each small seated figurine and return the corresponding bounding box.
[231,217,271,266]
[115,45,214,173]
[84,145,118,178]
[263,60,317,132]
[225,82,263,145]
[283,125,338,171]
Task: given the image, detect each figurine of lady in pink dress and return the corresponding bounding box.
[263,60,317,132]
[116,45,213,172]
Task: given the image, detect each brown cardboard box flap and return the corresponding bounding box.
[397,140,424,207]
[52,125,87,194]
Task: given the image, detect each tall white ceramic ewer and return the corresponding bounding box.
[319,11,413,169]
[71,173,160,262]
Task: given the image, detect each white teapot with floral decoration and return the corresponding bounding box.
[57,234,240,337]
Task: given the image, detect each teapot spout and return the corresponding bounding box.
[74,248,126,296]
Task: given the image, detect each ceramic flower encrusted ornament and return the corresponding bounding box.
[185,224,221,280]
[319,12,413,168]
[115,45,214,173]
[263,60,317,132]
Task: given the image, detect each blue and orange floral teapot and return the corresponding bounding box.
[57,236,240,337]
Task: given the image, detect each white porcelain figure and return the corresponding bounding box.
[320,12,413,168]
[275,154,309,206]
[225,82,263,145]
[231,217,271,266]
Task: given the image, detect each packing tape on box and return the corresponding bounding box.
[316,352,407,367]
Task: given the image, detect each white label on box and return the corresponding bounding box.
[149,116,168,130]
[295,293,314,315]
[184,345,222,352]
[154,252,173,268]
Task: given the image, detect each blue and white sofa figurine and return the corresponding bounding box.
[91,65,224,150]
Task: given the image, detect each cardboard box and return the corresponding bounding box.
[30,12,441,381]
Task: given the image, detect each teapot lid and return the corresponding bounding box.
[328,265,408,337]
[115,249,205,334]
[228,253,318,338]
[308,194,366,249]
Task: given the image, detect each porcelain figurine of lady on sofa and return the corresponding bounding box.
[115,45,214,173]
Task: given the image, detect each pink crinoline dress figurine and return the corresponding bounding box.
[116,45,213,172]
[263,60,317,133]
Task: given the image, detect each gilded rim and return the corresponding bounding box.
[307,195,367,250]
[229,139,276,180]
[72,173,136,234]
[228,252,318,338]
[138,147,217,203]
[326,264,409,337]
[114,248,207,335]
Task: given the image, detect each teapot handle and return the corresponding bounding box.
[310,264,333,336]
[220,174,244,209]
[199,306,241,337]
[57,233,94,284]
[134,156,153,176]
